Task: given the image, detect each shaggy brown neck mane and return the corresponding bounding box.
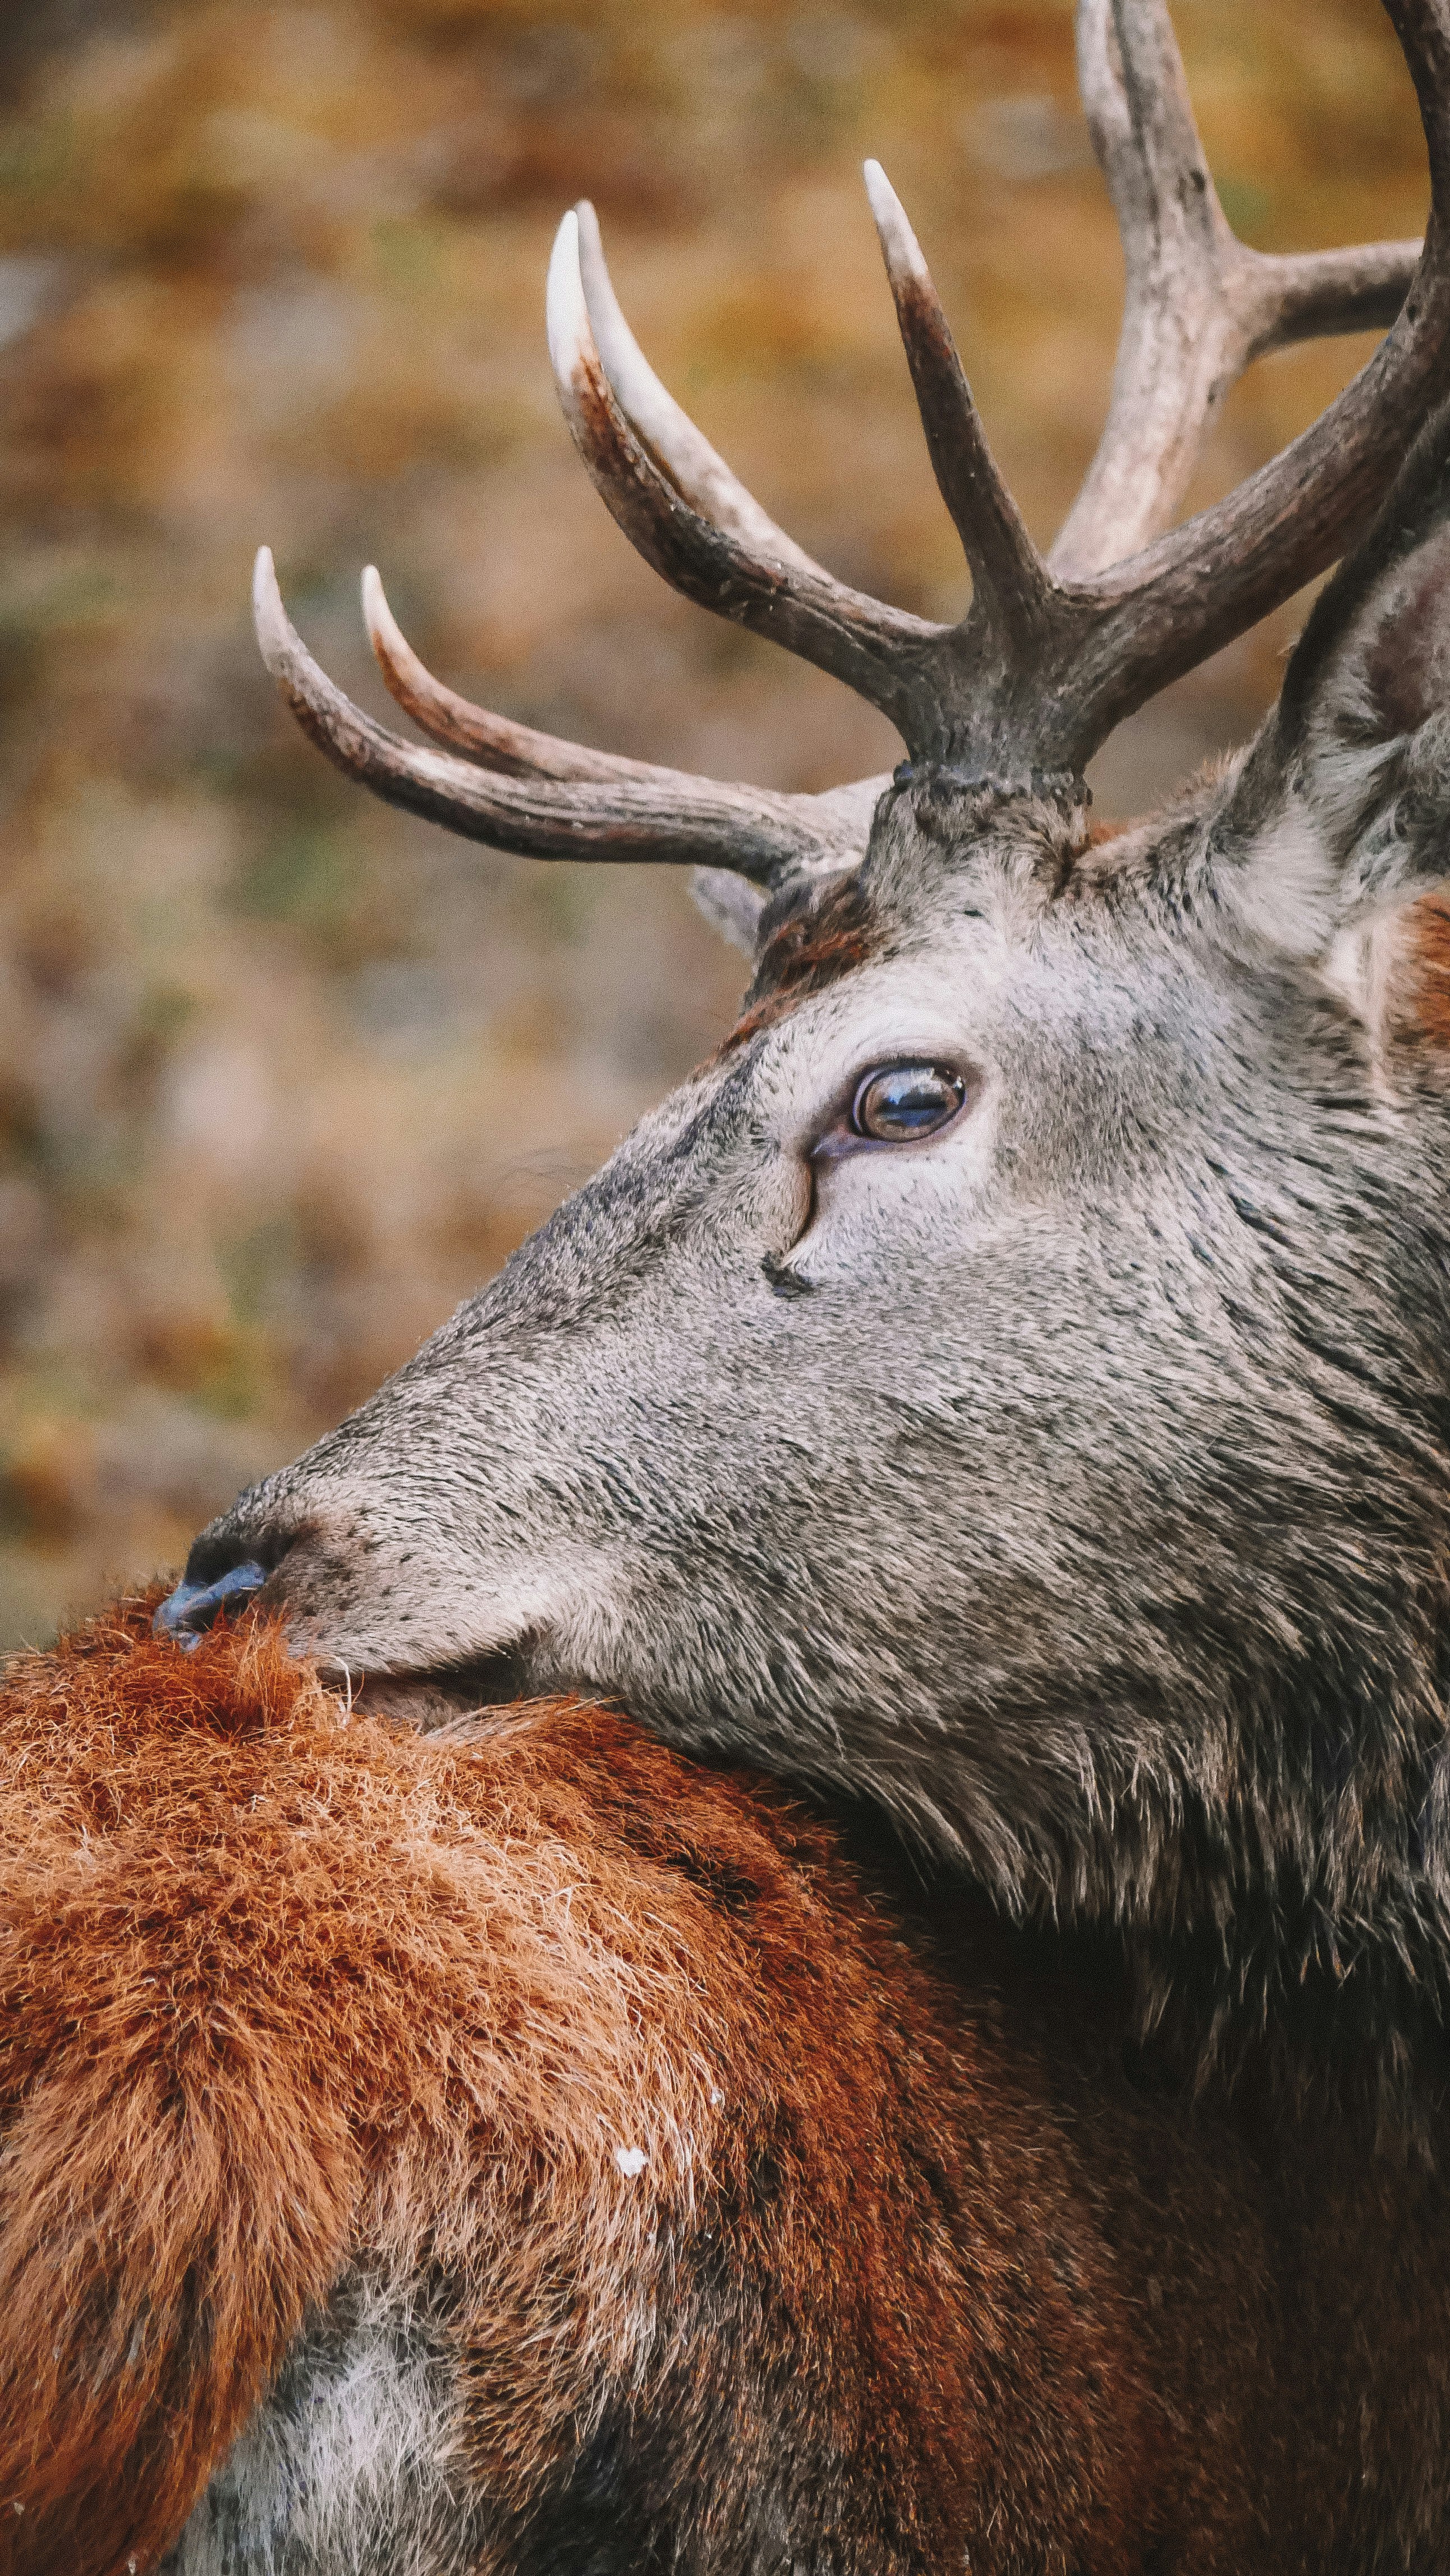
[9,1594,1450,2570]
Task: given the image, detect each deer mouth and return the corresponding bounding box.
[347,1643,539,1734]
[153,1564,544,1733]
[154,1545,558,1732]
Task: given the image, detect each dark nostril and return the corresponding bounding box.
[153,1560,269,1649]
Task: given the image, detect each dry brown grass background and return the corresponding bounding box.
[0,0,1433,1645]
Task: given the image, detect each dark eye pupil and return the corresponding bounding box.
[852,1062,966,1142]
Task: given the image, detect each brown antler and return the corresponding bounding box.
[252,553,877,885]
[1052,0,1423,578]
[550,0,1450,784]
[256,0,1450,861]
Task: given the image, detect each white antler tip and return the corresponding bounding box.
[545,206,591,384]
[361,564,414,679]
[360,562,386,634]
[251,545,292,670]
[862,158,927,284]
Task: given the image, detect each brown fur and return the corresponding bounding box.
[1409,889,1450,1052]
[2,1598,1449,2573]
[727,875,878,1044]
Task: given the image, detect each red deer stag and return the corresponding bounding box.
[8,0,1450,2559]
[168,0,1450,2080]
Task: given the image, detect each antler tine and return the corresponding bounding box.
[861,161,1054,637]
[1052,0,1426,582]
[363,565,890,872]
[1237,241,1421,359]
[545,209,948,750]
[253,549,868,884]
[364,565,663,782]
[573,204,825,578]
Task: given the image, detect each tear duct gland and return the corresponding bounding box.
[4,1596,1450,2574]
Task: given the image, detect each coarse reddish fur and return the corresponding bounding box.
[2,1599,1449,2574]
[1411,889,1450,1052]
[727,876,879,1044]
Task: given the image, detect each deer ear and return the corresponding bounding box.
[1217,405,1450,959]
[689,865,769,954]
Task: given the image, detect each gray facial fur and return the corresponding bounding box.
[185,419,1450,2080]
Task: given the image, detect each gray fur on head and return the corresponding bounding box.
[178,410,1450,2097]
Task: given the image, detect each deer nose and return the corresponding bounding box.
[153,1559,269,1648]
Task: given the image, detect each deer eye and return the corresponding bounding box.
[851,1062,966,1143]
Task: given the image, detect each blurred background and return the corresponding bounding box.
[0,0,1432,1645]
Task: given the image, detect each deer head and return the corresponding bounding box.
[160,0,1450,2055]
